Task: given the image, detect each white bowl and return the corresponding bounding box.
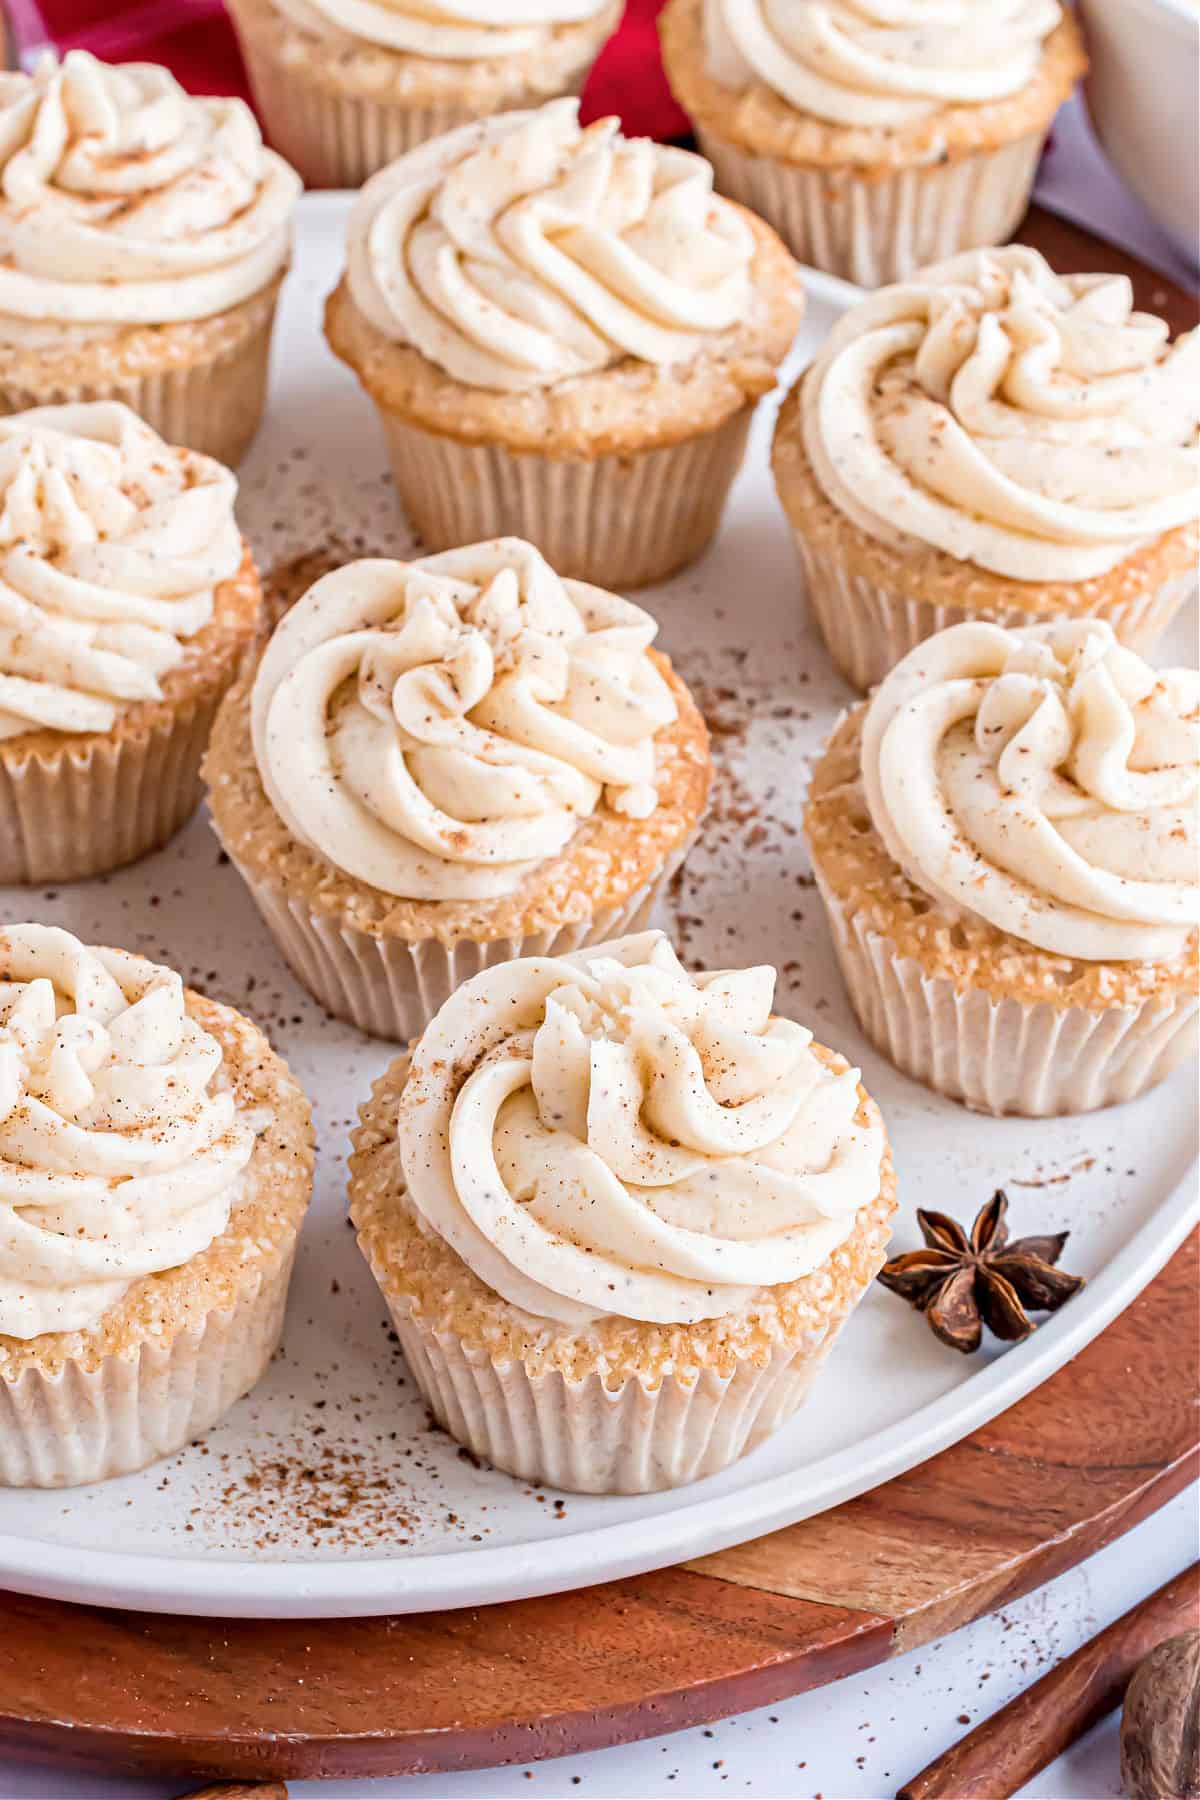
[1078,0,1199,267]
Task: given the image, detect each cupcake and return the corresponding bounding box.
[0,925,314,1487]
[0,51,301,466]
[227,0,622,188]
[774,248,1200,693]
[205,537,712,1041]
[805,619,1199,1118]
[325,99,803,590]
[660,0,1086,287]
[349,930,896,1494]
[0,402,262,885]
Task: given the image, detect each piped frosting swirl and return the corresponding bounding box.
[802,247,1200,583]
[0,926,256,1340]
[0,50,300,328]
[861,619,1200,962]
[0,403,243,739]
[250,539,679,901]
[271,0,612,57]
[345,98,756,391]
[397,931,885,1326]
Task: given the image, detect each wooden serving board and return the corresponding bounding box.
[0,209,1195,1787]
[1,1231,1194,1785]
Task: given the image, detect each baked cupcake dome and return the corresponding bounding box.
[0,926,314,1488]
[325,99,804,590]
[350,931,896,1494]
[205,538,712,1041]
[774,247,1200,692]
[0,403,262,884]
[0,52,300,466]
[805,619,1199,1117]
[227,0,622,188]
[660,0,1086,288]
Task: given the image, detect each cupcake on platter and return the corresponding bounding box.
[660,0,1086,287]
[805,618,1199,1118]
[773,247,1200,693]
[325,98,804,590]
[206,538,712,1041]
[227,0,622,188]
[0,52,301,466]
[0,402,262,885]
[349,930,896,1494]
[0,925,314,1488]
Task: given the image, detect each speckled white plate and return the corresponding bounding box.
[0,195,1195,1619]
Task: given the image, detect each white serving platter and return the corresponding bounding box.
[0,194,1195,1620]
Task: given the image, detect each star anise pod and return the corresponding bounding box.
[877,1190,1085,1354]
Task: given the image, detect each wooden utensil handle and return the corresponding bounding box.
[175,1783,288,1799]
[897,1563,1200,1800]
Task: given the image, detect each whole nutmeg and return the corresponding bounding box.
[1121,1630,1200,1800]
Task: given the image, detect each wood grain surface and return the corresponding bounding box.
[0,207,1195,1786]
[1,1233,1194,1784]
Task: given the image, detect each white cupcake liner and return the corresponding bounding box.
[0,688,227,886]
[224,837,694,1042]
[814,869,1200,1117]
[387,1304,844,1494]
[0,1250,294,1488]
[792,530,1199,694]
[234,25,591,188]
[375,405,754,590]
[696,126,1044,288]
[0,289,279,468]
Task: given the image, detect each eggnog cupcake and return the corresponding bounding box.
[206,538,711,1041]
[0,52,301,466]
[325,99,804,589]
[0,403,262,885]
[350,931,896,1494]
[227,0,622,188]
[805,620,1199,1117]
[660,0,1085,287]
[774,248,1200,693]
[0,926,314,1487]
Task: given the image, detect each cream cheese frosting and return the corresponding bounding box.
[0,926,256,1339]
[345,97,757,391]
[801,246,1200,583]
[703,0,1062,128]
[861,619,1200,963]
[271,0,611,57]
[250,538,679,901]
[397,930,885,1326]
[0,402,243,740]
[0,50,300,329]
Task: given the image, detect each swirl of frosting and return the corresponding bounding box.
[345,98,756,391]
[0,51,300,327]
[802,247,1200,583]
[0,925,256,1339]
[703,0,1062,128]
[272,0,612,57]
[398,931,885,1326]
[0,403,243,739]
[861,620,1200,962]
[251,538,679,901]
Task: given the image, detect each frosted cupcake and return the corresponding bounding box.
[350,930,895,1494]
[660,0,1086,287]
[0,926,314,1487]
[774,248,1200,693]
[805,619,1199,1117]
[206,538,711,1040]
[0,52,301,466]
[325,100,803,589]
[0,402,261,885]
[227,0,622,188]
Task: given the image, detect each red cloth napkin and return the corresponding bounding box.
[29,0,689,144]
